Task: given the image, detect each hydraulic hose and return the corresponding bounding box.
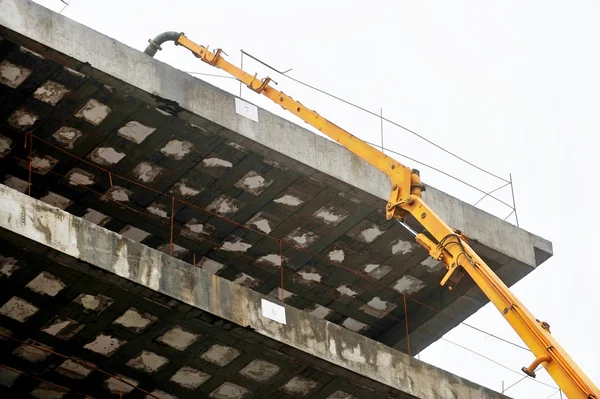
[144,31,181,57]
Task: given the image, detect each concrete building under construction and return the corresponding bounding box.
[0,1,567,398]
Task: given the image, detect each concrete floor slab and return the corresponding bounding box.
[0,0,552,355]
[0,183,509,398]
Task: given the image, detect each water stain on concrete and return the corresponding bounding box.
[170,179,203,198]
[113,308,157,332]
[52,126,83,149]
[84,334,126,356]
[126,350,169,373]
[0,60,31,88]
[360,297,397,318]
[75,99,110,125]
[221,239,252,252]
[393,275,427,295]
[66,168,96,186]
[239,359,280,382]
[284,227,319,249]
[30,382,68,398]
[336,285,357,297]
[359,225,384,243]
[156,326,199,351]
[280,376,318,396]
[273,194,303,207]
[202,157,232,168]
[73,293,114,314]
[207,195,240,216]
[0,296,39,322]
[33,80,69,105]
[56,359,94,380]
[104,375,138,394]
[26,272,65,296]
[89,147,125,166]
[134,162,162,183]
[362,263,392,280]
[41,316,84,340]
[0,255,18,278]
[0,134,12,158]
[105,186,133,202]
[234,170,273,196]
[4,175,29,193]
[118,121,156,143]
[170,366,210,389]
[146,203,168,218]
[210,382,249,399]
[160,139,194,160]
[390,238,414,256]
[328,249,345,262]
[8,108,38,130]
[313,205,349,226]
[12,339,52,362]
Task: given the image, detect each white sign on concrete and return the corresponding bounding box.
[261,298,286,324]
[235,98,259,122]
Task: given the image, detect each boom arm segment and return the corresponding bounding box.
[143,33,599,399]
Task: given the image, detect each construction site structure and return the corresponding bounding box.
[142,32,599,399]
[0,1,594,397]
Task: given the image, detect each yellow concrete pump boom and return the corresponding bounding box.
[143,32,598,399]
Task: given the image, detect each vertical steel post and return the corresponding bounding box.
[510,173,519,227]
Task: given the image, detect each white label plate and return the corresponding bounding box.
[261,298,286,324]
[235,97,259,122]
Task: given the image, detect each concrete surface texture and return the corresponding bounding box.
[0,0,553,356]
[0,183,510,399]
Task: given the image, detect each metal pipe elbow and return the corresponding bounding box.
[144,31,181,57]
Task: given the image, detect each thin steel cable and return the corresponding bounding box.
[439,338,558,391]
[362,139,514,209]
[503,365,556,395]
[186,71,237,80]
[544,389,563,399]
[474,182,511,207]
[503,374,530,394]
[441,338,528,377]
[240,49,510,183]
[59,0,70,14]
[186,55,514,203]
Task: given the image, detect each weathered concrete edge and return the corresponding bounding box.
[0,184,508,399]
[0,0,551,269]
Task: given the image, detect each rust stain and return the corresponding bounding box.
[230,285,247,326]
[211,273,221,317]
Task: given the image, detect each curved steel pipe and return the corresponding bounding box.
[144,31,181,57]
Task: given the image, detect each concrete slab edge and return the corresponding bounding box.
[0,0,551,269]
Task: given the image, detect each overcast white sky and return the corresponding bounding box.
[32,1,599,397]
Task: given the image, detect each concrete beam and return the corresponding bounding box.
[0,0,551,271]
[0,183,508,399]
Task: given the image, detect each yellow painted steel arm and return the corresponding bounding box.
[145,33,599,399]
